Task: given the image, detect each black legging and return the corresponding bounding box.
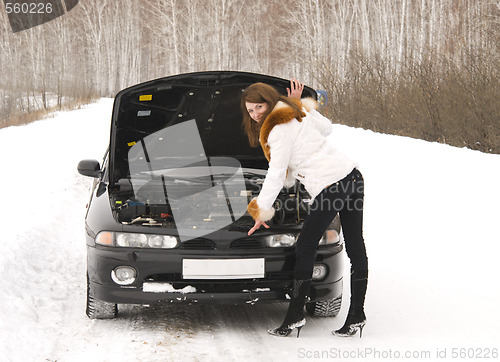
[294,168,368,280]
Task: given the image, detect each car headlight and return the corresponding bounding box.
[116,233,148,247]
[265,234,297,248]
[318,229,340,245]
[96,231,179,249]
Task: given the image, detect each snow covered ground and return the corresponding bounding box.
[0,99,499,362]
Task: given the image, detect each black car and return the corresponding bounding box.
[78,71,344,319]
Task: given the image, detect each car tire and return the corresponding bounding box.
[86,275,118,319]
[306,295,342,317]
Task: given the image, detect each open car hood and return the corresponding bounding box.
[109,71,316,185]
[106,72,316,239]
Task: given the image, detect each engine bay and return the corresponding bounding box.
[110,176,311,229]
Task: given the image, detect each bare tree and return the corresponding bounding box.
[0,0,498,153]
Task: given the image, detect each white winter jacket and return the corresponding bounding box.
[246,98,357,222]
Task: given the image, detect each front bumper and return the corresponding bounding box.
[87,244,344,304]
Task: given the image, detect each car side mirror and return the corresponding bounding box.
[78,159,101,178]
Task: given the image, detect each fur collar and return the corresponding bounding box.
[259,97,317,161]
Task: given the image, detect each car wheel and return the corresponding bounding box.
[86,275,118,319]
[306,295,342,317]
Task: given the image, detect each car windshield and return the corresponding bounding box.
[110,84,269,184]
[125,117,248,196]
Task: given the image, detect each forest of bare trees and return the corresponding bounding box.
[0,0,498,152]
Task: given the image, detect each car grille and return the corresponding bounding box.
[178,238,267,250]
[147,271,293,283]
[179,238,215,250]
[230,239,264,249]
[144,276,292,293]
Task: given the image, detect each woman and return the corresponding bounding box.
[242,79,369,338]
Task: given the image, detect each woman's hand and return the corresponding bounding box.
[248,219,270,236]
[287,78,304,99]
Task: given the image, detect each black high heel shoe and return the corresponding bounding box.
[332,312,366,338]
[268,318,306,338]
[332,320,366,337]
[333,270,368,338]
[268,279,311,338]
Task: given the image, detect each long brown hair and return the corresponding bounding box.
[240,82,302,147]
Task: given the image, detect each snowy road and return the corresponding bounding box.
[1,99,499,361]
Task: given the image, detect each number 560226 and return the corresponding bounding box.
[5,2,53,14]
[451,348,498,359]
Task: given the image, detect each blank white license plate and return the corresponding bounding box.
[182,258,265,279]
